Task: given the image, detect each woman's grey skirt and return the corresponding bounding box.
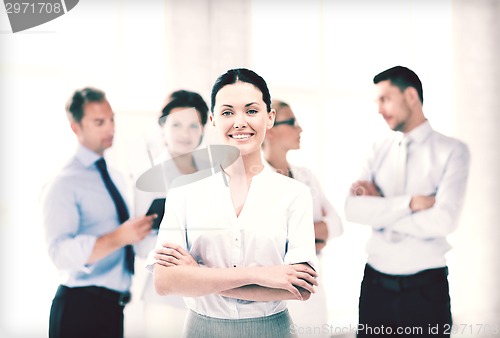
[183,309,296,338]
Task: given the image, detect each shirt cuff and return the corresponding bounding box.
[284,249,319,271]
[322,216,343,239]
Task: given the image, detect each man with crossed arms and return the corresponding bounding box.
[345,66,470,337]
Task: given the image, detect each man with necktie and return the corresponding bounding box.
[345,66,470,337]
[41,87,155,338]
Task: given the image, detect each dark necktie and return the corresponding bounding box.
[95,158,135,274]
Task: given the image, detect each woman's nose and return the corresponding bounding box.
[233,114,247,128]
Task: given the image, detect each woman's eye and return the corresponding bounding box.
[190,123,200,129]
[221,111,233,116]
[247,109,258,115]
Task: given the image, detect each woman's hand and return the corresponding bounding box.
[314,221,328,253]
[255,263,318,300]
[154,242,199,268]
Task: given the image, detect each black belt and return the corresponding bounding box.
[57,285,131,306]
[364,264,448,292]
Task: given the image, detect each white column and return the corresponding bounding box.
[451,0,500,325]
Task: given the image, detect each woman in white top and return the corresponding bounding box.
[133,90,209,338]
[146,68,318,338]
[262,100,343,336]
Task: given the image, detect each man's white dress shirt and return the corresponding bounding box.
[345,121,470,275]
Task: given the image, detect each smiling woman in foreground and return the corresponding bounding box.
[146,68,318,338]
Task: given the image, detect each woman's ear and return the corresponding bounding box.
[209,114,215,127]
[267,109,276,129]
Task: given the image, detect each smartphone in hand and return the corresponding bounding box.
[146,198,166,230]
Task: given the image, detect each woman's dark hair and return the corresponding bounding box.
[210,68,272,113]
[66,87,106,123]
[158,90,209,126]
[373,66,424,104]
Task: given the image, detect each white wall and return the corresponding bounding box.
[0,1,170,336]
[448,0,500,329]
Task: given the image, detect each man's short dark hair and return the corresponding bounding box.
[66,87,106,123]
[374,66,423,104]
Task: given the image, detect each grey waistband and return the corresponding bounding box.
[184,309,296,338]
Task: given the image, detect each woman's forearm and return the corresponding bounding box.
[154,264,254,297]
[154,263,317,299]
[218,284,311,301]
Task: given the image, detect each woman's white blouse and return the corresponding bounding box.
[146,166,317,319]
[263,159,343,240]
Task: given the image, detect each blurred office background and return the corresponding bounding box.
[1,0,498,337]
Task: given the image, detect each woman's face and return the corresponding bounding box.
[210,81,274,157]
[270,105,302,151]
[162,107,203,156]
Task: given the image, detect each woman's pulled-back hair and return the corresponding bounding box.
[210,68,272,113]
[159,90,209,126]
